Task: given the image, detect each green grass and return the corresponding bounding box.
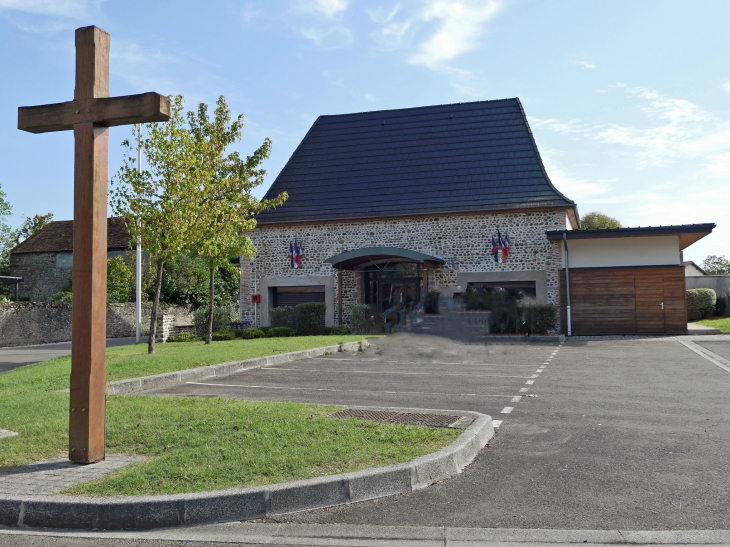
[694,317,730,333]
[0,335,459,496]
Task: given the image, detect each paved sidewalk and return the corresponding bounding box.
[0,455,143,495]
[0,337,147,373]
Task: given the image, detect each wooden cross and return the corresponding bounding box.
[18,26,170,464]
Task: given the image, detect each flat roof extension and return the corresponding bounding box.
[546,223,715,250]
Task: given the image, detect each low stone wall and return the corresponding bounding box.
[0,302,194,347]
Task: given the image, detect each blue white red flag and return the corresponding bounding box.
[293,239,301,269]
[491,236,499,263]
[288,241,294,268]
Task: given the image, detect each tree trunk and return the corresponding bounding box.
[206,266,215,345]
[148,258,165,354]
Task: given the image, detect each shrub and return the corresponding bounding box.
[715,296,727,316]
[424,291,440,314]
[211,330,236,341]
[107,255,134,303]
[167,332,198,342]
[295,302,327,336]
[520,304,559,334]
[258,326,272,337]
[269,306,294,328]
[49,290,73,302]
[324,325,352,336]
[242,328,266,339]
[349,303,381,334]
[193,304,237,337]
[686,289,716,321]
[231,329,243,338]
[269,326,295,337]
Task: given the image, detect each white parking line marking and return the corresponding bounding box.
[501,407,513,414]
[519,387,528,392]
[184,382,518,399]
[265,368,535,379]
[525,380,534,385]
[492,420,503,428]
[530,374,539,378]
[511,396,522,403]
[314,358,353,361]
[679,341,730,374]
[539,366,547,369]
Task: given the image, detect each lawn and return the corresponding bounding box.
[694,317,730,333]
[0,335,459,496]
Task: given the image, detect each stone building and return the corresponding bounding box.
[241,98,578,330]
[9,218,132,301]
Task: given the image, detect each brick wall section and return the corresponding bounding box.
[9,253,72,302]
[0,302,194,347]
[242,209,567,328]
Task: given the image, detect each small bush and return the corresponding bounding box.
[167,332,198,343]
[193,305,237,337]
[349,303,381,334]
[324,325,352,336]
[258,326,273,337]
[295,302,327,336]
[242,328,266,339]
[715,296,727,317]
[269,306,294,328]
[49,290,73,303]
[521,304,559,335]
[687,289,716,321]
[269,326,295,337]
[231,329,243,338]
[211,330,236,341]
[424,290,440,314]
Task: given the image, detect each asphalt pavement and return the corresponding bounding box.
[0,337,148,373]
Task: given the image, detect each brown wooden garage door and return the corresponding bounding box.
[559,266,686,335]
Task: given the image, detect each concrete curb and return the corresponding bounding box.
[106,339,370,395]
[0,409,493,530]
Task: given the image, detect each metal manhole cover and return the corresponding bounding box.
[330,409,462,427]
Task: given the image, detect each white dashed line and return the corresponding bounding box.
[492,420,503,428]
[265,368,535,379]
[525,380,535,385]
[501,407,514,414]
[519,387,529,392]
[511,396,522,403]
[530,374,539,378]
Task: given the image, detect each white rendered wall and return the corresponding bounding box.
[563,236,681,268]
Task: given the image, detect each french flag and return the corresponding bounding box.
[491,236,499,263]
[288,241,294,268]
[498,230,509,261]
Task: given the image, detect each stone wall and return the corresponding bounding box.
[242,209,567,329]
[9,252,72,302]
[0,302,195,347]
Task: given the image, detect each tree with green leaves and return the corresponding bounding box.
[186,96,287,344]
[110,95,195,354]
[11,213,54,245]
[701,255,730,275]
[580,211,622,230]
[0,184,12,277]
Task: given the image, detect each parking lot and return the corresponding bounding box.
[143,335,561,426]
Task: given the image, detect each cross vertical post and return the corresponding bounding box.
[18,25,170,464]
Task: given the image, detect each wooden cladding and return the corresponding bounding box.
[560,266,686,336]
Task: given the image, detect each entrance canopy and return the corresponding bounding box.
[325,247,445,270]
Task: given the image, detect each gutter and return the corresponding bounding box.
[563,233,572,337]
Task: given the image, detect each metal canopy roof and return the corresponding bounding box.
[546,223,715,251]
[324,247,445,270]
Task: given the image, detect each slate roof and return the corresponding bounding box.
[11,218,132,254]
[256,98,576,225]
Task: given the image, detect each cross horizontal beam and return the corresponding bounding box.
[18,92,170,134]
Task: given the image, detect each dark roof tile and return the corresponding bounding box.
[11,218,132,254]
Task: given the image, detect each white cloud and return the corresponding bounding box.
[721,81,730,95]
[292,0,347,18]
[364,93,377,102]
[538,148,612,201]
[450,81,478,96]
[409,0,502,71]
[300,25,353,49]
[576,60,596,69]
[110,43,179,94]
[0,0,92,18]
[366,4,401,24]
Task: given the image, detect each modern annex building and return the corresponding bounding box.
[241,98,714,336]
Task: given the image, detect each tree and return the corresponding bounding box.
[0,184,12,276]
[11,213,54,246]
[110,95,195,354]
[186,96,287,344]
[701,255,730,275]
[580,211,622,230]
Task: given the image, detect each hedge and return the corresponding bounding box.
[424,291,440,314]
[716,296,727,316]
[349,304,381,334]
[242,328,266,339]
[324,325,351,336]
[686,288,716,321]
[295,302,327,336]
[269,306,294,328]
[211,330,236,341]
[269,326,295,337]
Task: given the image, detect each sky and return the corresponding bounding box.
[0,0,728,263]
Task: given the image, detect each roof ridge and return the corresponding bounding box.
[318,97,519,120]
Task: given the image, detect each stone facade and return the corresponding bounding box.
[241,209,569,329]
[9,252,72,302]
[0,302,194,347]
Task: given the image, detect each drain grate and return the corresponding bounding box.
[330,409,462,428]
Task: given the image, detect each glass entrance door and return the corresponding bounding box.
[364,262,422,325]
